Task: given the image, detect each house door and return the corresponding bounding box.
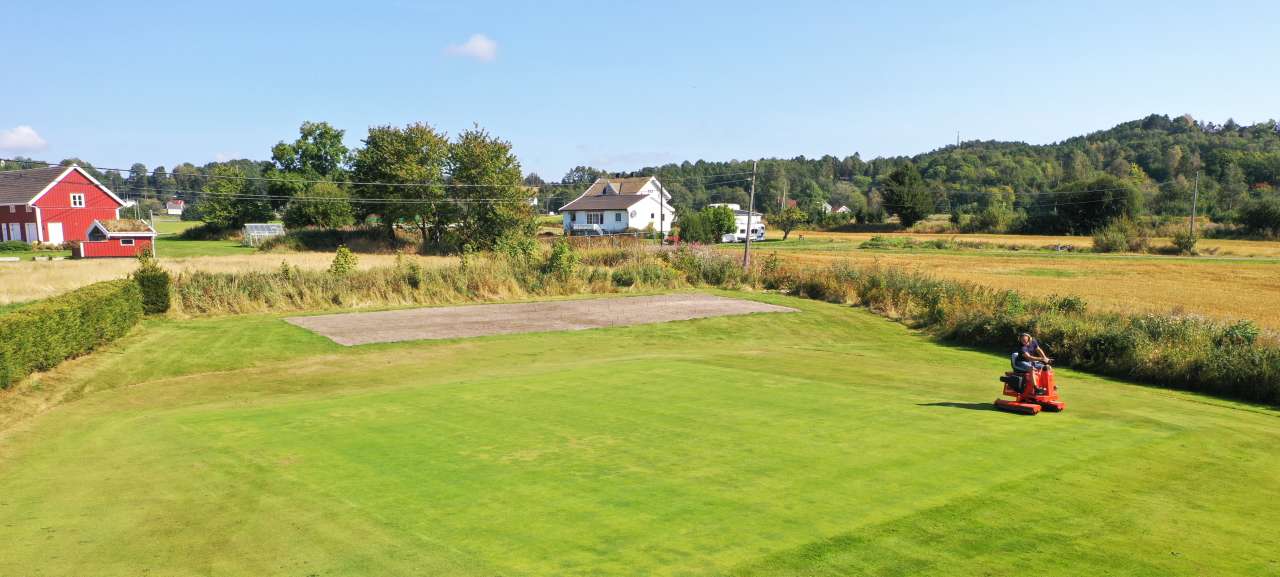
[47,222,63,244]
[8,223,19,242]
[25,223,38,242]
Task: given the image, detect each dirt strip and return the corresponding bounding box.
[285,293,797,346]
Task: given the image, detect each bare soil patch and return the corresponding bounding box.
[285,293,796,346]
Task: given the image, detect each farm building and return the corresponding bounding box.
[72,219,157,258]
[165,199,186,215]
[708,203,766,242]
[559,176,675,235]
[0,164,126,245]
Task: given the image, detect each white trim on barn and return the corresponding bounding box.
[27,165,128,208]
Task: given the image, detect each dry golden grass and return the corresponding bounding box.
[0,252,457,305]
[768,249,1280,329]
[785,229,1280,258]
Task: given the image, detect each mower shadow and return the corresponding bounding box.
[917,401,998,412]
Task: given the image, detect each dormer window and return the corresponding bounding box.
[70,193,86,208]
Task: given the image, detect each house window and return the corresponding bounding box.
[70,194,86,208]
[614,213,622,222]
[121,238,135,246]
[571,212,577,222]
[587,212,604,225]
[651,213,655,219]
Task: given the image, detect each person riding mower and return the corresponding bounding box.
[995,333,1066,415]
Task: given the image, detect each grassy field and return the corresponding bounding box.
[1,293,1276,576]
[733,235,1280,329]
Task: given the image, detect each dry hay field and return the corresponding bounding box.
[0,252,457,305]
[786,229,1280,258]
[768,248,1280,329]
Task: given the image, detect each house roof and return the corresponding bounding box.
[560,194,650,211]
[582,176,655,197]
[92,219,157,236]
[0,165,69,205]
[166,199,185,207]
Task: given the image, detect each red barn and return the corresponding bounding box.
[0,164,126,244]
[72,219,157,258]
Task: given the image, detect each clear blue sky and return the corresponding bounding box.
[3,0,1277,179]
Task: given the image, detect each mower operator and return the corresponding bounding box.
[1013,332,1051,372]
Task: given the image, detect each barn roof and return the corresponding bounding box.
[0,165,69,205]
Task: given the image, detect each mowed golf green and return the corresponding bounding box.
[1,292,1277,576]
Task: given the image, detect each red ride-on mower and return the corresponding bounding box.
[995,354,1066,415]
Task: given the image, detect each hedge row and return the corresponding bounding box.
[0,279,143,388]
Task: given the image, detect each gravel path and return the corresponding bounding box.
[285,293,797,346]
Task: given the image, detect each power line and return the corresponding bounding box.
[0,157,756,190]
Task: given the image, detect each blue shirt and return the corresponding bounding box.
[1019,339,1040,359]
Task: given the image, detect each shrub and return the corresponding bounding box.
[179,222,239,241]
[0,280,143,388]
[0,240,29,252]
[1091,218,1149,253]
[545,238,578,280]
[1171,230,1198,255]
[133,250,171,314]
[329,245,358,275]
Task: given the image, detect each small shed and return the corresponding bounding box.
[242,223,286,247]
[73,219,157,258]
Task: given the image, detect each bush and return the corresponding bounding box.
[329,246,358,275]
[133,250,171,314]
[257,226,415,254]
[0,280,143,388]
[1171,230,1198,255]
[179,222,239,241]
[1091,218,1149,253]
[545,238,578,280]
[0,240,29,252]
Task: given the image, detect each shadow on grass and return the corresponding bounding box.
[917,401,997,412]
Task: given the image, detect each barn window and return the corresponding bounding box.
[120,238,135,246]
[70,194,86,208]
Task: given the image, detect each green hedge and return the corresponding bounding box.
[0,279,143,388]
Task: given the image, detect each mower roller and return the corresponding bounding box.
[995,364,1065,415]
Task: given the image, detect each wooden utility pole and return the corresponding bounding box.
[1189,171,1200,237]
[743,160,757,270]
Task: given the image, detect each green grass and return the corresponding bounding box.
[148,218,257,258]
[1,293,1277,576]
[0,249,72,260]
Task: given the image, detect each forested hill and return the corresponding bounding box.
[558,114,1280,222]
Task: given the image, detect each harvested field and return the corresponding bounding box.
[286,293,796,345]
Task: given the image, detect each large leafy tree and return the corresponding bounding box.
[448,126,533,250]
[199,164,273,228]
[772,206,807,240]
[282,181,355,229]
[352,123,451,249]
[881,163,933,227]
[1052,175,1143,234]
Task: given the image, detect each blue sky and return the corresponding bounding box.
[2,0,1277,179]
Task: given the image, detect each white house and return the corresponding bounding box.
[831,204,851,214]
[165,199,185,216]
[707,203,766,242]
[560,176,675,235]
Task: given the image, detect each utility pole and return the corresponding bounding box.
[1189,171,1200,237]
[742,160,757,270]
